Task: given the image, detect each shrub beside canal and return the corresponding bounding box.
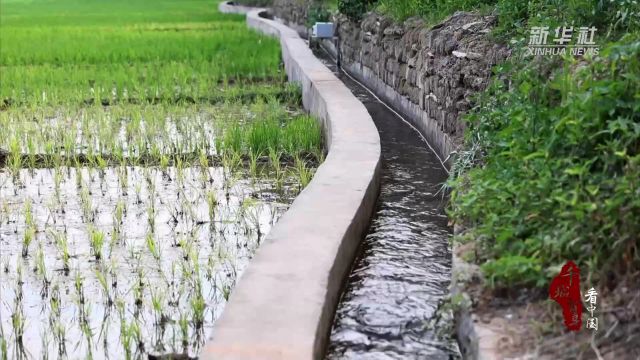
[448,4,640,291]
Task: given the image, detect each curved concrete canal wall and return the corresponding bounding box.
[262,3,511,359]
[203,3,381,359]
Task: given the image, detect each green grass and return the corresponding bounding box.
[0,0,322,163]
[0,97,322,168]
[0,0,283,107]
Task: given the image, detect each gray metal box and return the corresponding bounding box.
[312,22,334,38]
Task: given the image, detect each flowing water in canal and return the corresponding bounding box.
[314,48,460,359]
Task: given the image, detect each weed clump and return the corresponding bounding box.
[450,34,640,290]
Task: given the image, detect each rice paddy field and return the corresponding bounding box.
[0,0,322,358]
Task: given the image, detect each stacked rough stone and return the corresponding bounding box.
[272,0,510,146]
[0,148,7,167]
[272,0,308,27]
[334,12,510,143]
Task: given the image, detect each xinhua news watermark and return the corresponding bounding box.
[526,26,599,56]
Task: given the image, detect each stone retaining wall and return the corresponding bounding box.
[273,1,510,163]
[203,3,381,359]
[272,0,308,31]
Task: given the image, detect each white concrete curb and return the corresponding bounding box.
[203,3,381,359]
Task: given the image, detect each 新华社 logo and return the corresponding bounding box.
[526,26,599,56]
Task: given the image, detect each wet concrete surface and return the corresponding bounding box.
[314,47,460,359]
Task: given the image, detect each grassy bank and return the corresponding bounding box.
[447,3,639,292]
[451,35,640,290]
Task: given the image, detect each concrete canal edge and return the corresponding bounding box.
[202,3,381,359]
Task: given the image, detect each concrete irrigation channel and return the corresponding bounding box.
[313,48,459,359]
[209,3,457,359]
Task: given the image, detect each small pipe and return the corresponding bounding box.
[335,24,341,69]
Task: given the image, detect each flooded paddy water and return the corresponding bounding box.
[0,165,302,358]
[0,99,322,359]
[0,104,321,359]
